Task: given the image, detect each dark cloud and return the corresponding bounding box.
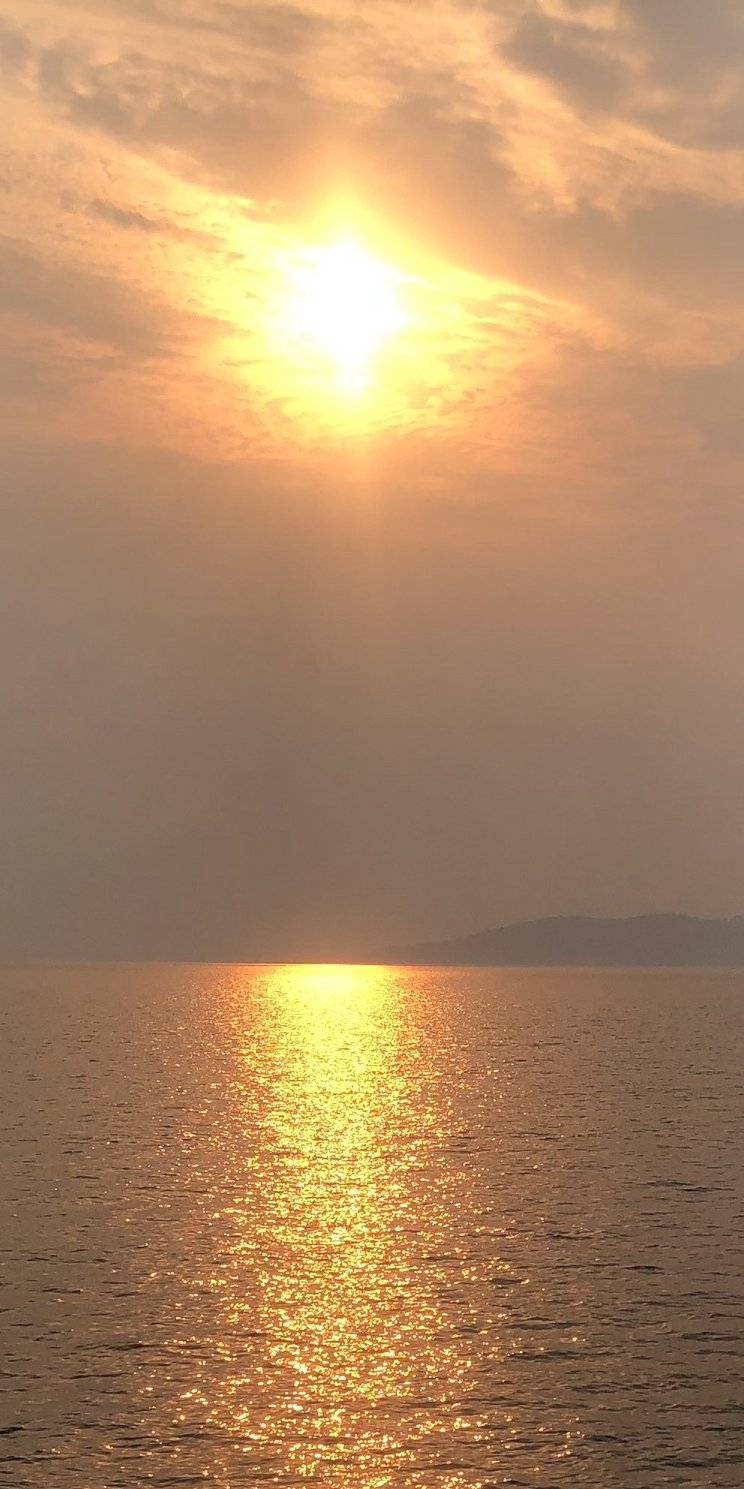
[10,21,513,243]
[498,1,744,150]
[187,0,330,54]
[0,16,31,71]
[612,193,744,308]
[31,35,346,203]
[82,196,216,247]
[515,190,744,314]
[659,354,744,458]
[621,0,744,148]
[641,99,744,153]
[111,0,330,53]
[519,336,744,486]
[0,234,202,358]
[620,0,744,85]
[85,198,165,233]
[0,352,58,400]
[358,86,514,263]
[502,10,630,113]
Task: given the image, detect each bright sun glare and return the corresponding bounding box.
[286,240,407,391]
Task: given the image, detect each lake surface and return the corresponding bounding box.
[0,963,743,1487]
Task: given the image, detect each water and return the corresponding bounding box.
[0,962,742,1487]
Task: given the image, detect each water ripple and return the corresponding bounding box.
[1,962,743,1486]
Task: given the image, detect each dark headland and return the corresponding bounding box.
[380,914,744,967]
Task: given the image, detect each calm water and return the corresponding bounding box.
[0,964,743,1488]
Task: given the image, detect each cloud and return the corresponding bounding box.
[81,195,216,247]
[1,14,518,276]
[502,9,630,113]
[357,84,514,266]
[502,189,744,318]
[0,351,57,400]
[619,0,743,84]
[499,2,744,149]
[657,353,744,459]
[0,233,190,358]
[27,33,349,205]
[1,0,743,461]
[620,0,744,148]
[157,0,331,54]
[0,16,31,72]
[4,5,734,288]
[85,198,166,233]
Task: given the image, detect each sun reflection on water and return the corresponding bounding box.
[125,963,589,1483]
[206,963,487,1483]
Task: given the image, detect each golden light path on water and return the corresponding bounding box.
[162,963,582,1486]
[214,964,474,1483]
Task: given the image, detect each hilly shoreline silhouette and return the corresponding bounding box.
[382,915,744,967]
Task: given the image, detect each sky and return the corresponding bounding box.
[1,0,744,959]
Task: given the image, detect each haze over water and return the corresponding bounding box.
[1,962,743,1487]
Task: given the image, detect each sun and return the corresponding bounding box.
[283,239,408,391]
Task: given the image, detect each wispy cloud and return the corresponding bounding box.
[0,0,742,504]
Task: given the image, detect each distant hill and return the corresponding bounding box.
[381,915,744,967]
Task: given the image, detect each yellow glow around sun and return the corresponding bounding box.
[283,239,408,391]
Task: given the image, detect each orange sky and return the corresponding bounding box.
[3,0,743,492]
[2,1,744,955]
